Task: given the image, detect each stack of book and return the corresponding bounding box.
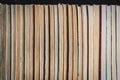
[0,4,120,80]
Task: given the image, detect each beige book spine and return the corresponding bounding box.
[45,5,49,80]
[54,5,58,80]
[39,5,45,80]
[50,5,55,80]
[82,5,88,80]
[58,4,64,80]
[63,4,68,80]
[88,5,94,80]
[68,5,73,80]
[93,5,100,80]
[72,5,78,80]
[34,5,40,80]
[77,5,83,80]
[25,5,30,80]
[11,5,15,80]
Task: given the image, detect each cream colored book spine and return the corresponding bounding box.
[25,5,30,80]
[111,5,117,80]
[29,5,34,80]
[72,5,78,80]
[5,5,11,80]
[10,5,15,80]
[93,5,100,80]
[63,4,68,80]
[15,5,20,80]
[101,5,107,80]
[116,6,120,80]
[54,5,58,80]
[45,5,49,80]
[68,5,73,80]
[34,5,40,80]
[50,5,55,80]
[58,4,64,80]
[82,5,88,80]
[39,5,44,80]
[77,5,83,80]
[106,6,112,80]
[88,5,94,80]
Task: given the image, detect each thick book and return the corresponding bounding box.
[72,5,78,80]
[93,5,100,80]
[88,5,94,80]
[34,5,40,80]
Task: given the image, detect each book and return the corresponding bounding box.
[50,5,55,80]
[10,5,15,80]
[116,5,120,80]
[25,5,30,80]
[63,4,68,80]
[101,5,107,80]
[39,5,44,80]
[82,5,88,80]
[44,5,49,80]
[77,5,83,80]
[93,5,100,80]
[68,4,73,80]
[58,4,64,80]
[5,5,11,80]
[111,5,117,80]
[54,5,58,80]
[34,5,40,80]
[106,6,112,80]
[72,5,78,80]
[88,5,94,80]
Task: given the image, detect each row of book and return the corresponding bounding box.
[0,4,120,80]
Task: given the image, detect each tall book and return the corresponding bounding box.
[0,5,6,80]
[15,5,20,80]
[111,5,117,80]
[25,5,30,80]
[45,5,49,80]
[81,5,88,80]
[54,5,58,80]
[77,5,83,80]
[106,6,112,80]
[93,5,100,80]
[72,5,78,80]
[58,4,64,80]
[39,5,44,80]
[29,5,34,80]
[116,6,120,80]
[63,4,68,80]
[34,5,40,80]
[101,5,107,80]
[50,5,55,80]
[25,5,34,80]
[11,5,16,80]
[5,5,11,80]
[88,5,94,80]
[68,5,73,80]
